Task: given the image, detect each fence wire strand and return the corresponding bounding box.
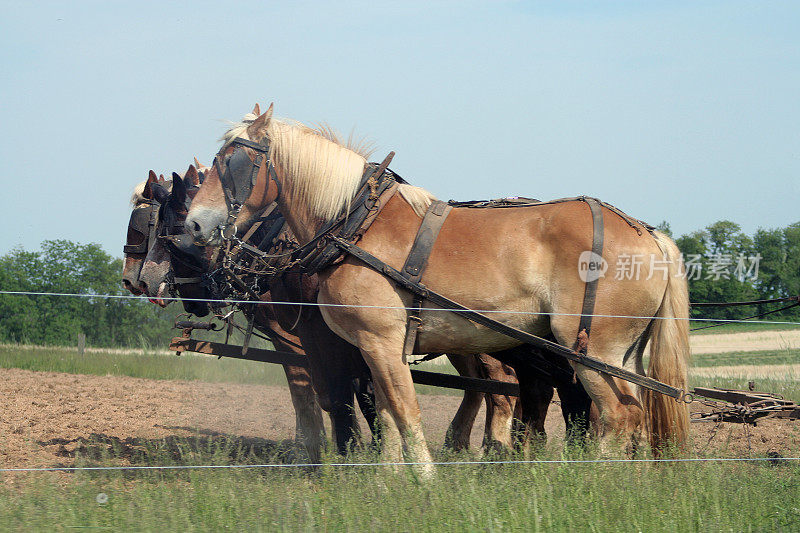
[2,290,800,326]
[1,456,799,473]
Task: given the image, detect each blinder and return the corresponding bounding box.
[215,136,280,236]
[123,200,159,255]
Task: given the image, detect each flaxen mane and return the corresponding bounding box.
[221,114,436,219]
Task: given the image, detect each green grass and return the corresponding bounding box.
[692,348,800,368]
[690,374,800,403]
[1,446,799,531]
[2,334,800,530]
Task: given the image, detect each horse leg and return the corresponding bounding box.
[489,347,553,452]
[327,381,360,454]
[444,355,483,451]
[358,338,434,477]
[476,354,516,453]
[296,312,363,455]
[552,318,646,453]
[513,362,554,452]
[350,355,382,448]
[279,364,325,461]
[554,376,593,446]
[370,378,404,467]
[259,323,326,463]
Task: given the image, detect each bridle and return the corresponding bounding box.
[157,182,207,289]
[215,136,281,239]
[214,133,401,277]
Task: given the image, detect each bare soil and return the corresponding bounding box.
[1,368,798,472]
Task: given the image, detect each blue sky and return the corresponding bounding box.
[1,1,798,256]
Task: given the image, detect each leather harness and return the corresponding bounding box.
[577,197,604,354]
[215,136,281,238]
[210,141,686,400]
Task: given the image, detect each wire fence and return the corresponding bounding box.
[3,290,800,327]
[0,290,798,473]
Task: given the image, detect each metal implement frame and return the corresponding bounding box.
[691,386,800,424]
[169,335,521,397]
[169,328,800,425]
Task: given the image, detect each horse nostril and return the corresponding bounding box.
[192,220,201,233]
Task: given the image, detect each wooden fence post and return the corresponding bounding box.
[77,333,86,355]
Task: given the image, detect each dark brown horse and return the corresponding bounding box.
[125,168,328,459]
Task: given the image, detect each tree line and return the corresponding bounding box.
[662,220,800,320]
[0,220,798,347]
[0,240,174,347]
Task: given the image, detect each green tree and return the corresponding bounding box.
[0,241,175,347]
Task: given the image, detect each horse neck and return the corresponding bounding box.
[266,123,367,243]
[276,192,324,244]
[271,159,356,245]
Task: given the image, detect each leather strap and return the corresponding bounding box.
[330,235,685,401]
[294,154,400,274]
[400,200,453,359]
[123,201,159,255]
[576,197,604,354]
[401,200,453,281]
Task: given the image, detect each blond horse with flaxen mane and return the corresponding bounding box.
[186,104,690,476]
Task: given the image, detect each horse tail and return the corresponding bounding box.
[643,231,691,451]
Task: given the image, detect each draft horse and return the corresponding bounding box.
[134,159,573,454]
[187,107,595,454]
[187,105,685,477]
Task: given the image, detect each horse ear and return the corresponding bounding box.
[184,165,200,187]
[252,103,260,116]
[151,182,170,204]
[193,156,203,169]
[170,172,186,206]
[143,170,158,199]
[247,103,273,140]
